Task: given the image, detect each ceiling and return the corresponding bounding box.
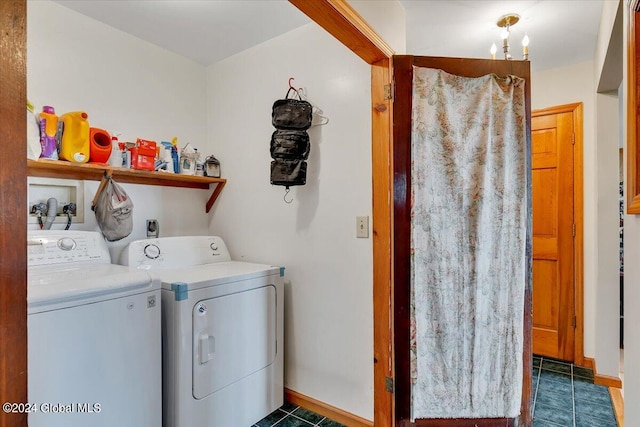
[401,0,607,73]
[51,0,607,72]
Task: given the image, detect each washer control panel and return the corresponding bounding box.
[120,236,231,269]
[27,231,111,266]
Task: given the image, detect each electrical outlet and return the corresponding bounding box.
[146,219,159,238]
[356,216,369,238]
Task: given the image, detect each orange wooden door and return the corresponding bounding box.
[532,110,575,361]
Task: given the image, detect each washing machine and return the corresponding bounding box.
[120,235,284,427]
[27,230,161,427]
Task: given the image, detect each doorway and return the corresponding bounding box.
[392,55,532,427]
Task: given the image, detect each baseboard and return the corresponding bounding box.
[609,387,624,427]
[582,357,622,388]
[284,388,373,427]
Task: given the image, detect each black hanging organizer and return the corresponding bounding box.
[270,81,312,194]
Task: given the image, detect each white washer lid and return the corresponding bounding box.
[28,264,156,312]
[154,261,281,291]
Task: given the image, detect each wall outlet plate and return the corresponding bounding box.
[146,219,159,238]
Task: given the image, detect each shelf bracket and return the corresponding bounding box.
[205,180,226,213]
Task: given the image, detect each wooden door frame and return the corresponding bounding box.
[0,1,28,427]
[532,102,585,367]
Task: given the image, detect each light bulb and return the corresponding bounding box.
[522,33,529,59]
[490,43,497,59]
[501,29,509,40]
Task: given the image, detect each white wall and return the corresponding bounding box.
[594,91,621,377]
[204,3,403,414]
[205,23,373,419]
[350,0,406,54]
[531,61,598,360]
[593,0,624,380]
[27,0,210,260]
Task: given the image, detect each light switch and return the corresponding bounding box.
[356,216,369,238]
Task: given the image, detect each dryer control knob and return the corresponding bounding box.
[58,237,76,251]
[144,244,161,259]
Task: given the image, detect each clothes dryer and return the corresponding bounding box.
[120,236,283,427]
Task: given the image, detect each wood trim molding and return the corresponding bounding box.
[532,102,585,366]
[371,58,394,427]
[0,1,27,427]
[595,374,623,388]
[284,388,373,427]
[582,357,623,388]
[610,387,624,427]
[288,0,394,64]
[626,3,640,213]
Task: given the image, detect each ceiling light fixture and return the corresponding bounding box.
[491,13,529,61]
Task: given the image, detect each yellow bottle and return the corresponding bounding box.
[59,111,90,163]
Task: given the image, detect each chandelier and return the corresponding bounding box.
[490,13,529,61]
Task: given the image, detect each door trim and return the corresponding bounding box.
[532,102,584,366]
[0,1,27,426]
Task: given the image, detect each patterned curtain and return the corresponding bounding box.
[410,67,526,419]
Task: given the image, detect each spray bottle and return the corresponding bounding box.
[108,134,122,167]
[171,136,179,174]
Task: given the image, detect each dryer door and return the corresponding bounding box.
[192,284,277,399]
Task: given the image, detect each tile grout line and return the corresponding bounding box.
[532,357,542,416]
[315,416,327,426]
[269,411,290,427]
[571,363,576,427]
[288,412,317,426]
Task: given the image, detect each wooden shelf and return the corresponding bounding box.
[27,159,226,213]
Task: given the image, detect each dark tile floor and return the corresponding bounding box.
[253,401,345,427]
[256,357,619,427]
[533,356,618,427]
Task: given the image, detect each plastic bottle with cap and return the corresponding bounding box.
[59,111,90,163]
[108,135,122,167]
[171,137,180,174]
[27,101,42,160]
[38,106,59,159]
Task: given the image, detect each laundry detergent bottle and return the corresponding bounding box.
[59,111,90,163]
[38,106,59,159]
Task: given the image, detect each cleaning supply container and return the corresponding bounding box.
[89,128,112,163]
[131,139,156,171]
[108,136,122,167]
[38,106,59,159]
[59,112,90,163]
[27,101,42,160]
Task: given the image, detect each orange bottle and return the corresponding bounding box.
[59,112,90,163]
